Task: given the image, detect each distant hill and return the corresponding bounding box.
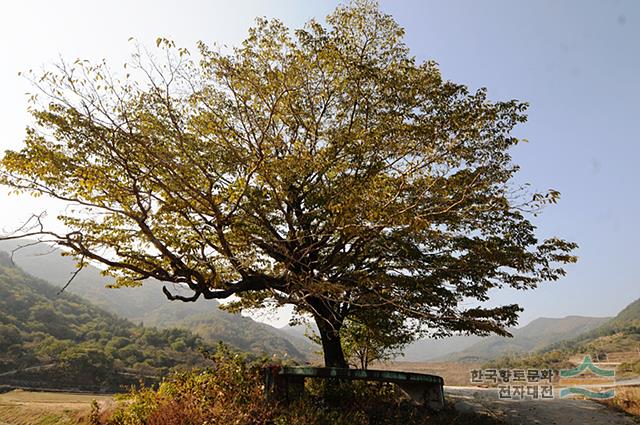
[596,298,640,333]
[137,305,315,361]
[542,298,640,354]
[282,310,609,363]
[484,298,640,372]
[437,315,610,362]
[0,240,316,361]
[401,335,482,362]
[410,300,640,364]
[0,252,211,391]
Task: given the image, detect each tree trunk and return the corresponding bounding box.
[315,316,348,368]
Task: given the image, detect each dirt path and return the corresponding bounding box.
[447,387,637,425]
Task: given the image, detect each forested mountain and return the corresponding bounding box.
[0,240,315,361]
[0,252,212,390]
[421,315,610,362]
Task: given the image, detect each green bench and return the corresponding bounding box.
[263,366,445,410]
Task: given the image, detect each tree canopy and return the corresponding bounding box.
[0,1,577,367]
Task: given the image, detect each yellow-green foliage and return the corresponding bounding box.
[0,0,576,369]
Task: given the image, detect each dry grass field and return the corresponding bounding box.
[598,386,640,418]
[380,361,483,387]
[0,390,113,425]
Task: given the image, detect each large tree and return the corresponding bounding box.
[0,1,576,368]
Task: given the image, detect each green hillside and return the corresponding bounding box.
[0,240,315,361]
[0,252,212,391]
[137,303,314,361]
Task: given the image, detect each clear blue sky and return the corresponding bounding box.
[0,1,638,326]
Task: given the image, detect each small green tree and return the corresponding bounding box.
[341,316,412,369]
[0,1,576,368]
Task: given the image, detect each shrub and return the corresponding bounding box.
[106,344,505,425]
[619,359,640,376]
[107,343,273,425]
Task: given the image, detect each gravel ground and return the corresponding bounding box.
[446,386,638,425]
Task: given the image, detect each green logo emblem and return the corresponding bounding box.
[559,356,615,399]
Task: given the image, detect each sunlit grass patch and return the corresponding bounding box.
[0,390,113,425]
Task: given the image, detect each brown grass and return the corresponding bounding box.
[380,361,483,387]
[598,386,640,417]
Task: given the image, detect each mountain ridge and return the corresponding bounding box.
[0,240,316,361]
[403,314,611,362]
[2,240,634,365]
